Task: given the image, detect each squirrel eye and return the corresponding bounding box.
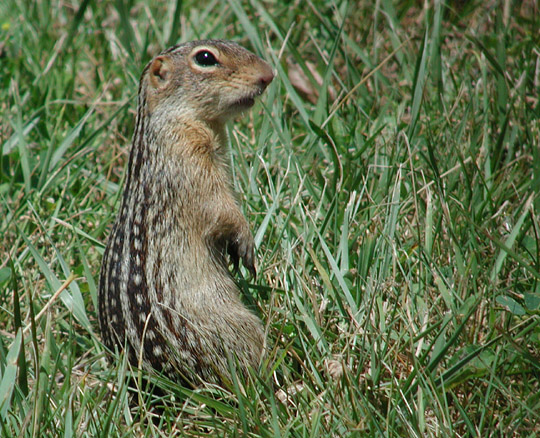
[194,50,219,67]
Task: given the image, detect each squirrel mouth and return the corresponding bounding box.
[231,87,265,109]
[232,96,256,109]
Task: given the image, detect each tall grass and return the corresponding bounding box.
[1,0,539,436]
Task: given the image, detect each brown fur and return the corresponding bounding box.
[98,40,273,385]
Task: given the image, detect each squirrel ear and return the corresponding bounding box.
[149,55,172,88]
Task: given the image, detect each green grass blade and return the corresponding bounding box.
[0,331,22,420]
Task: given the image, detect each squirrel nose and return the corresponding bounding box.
[258,70,274,90]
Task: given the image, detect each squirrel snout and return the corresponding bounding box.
[258,69,274,90]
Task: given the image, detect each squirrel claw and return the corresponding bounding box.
[227,232,256,279]
[243,247,257,279]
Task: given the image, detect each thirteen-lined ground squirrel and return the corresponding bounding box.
[98,40,274,385]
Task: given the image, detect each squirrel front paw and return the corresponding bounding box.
[227,228,256,279]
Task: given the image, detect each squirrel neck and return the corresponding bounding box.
[120,101,232,213]
[146,107,229,159]
[131,82,230,167]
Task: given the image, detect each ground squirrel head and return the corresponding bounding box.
[143,40,274,124]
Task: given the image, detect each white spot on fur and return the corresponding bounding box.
[179,350,194,362]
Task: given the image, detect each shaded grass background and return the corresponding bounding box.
[1,0,539,436]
